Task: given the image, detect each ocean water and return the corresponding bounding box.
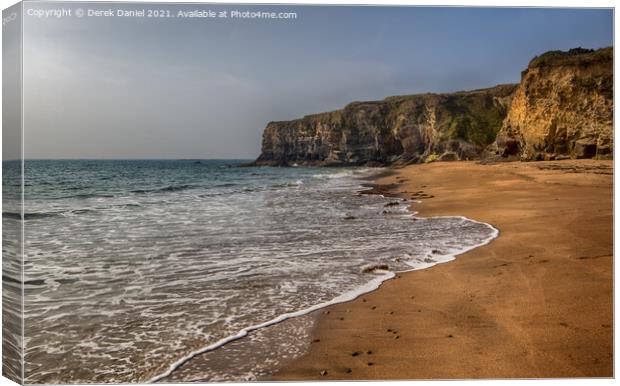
[3,160,497,383]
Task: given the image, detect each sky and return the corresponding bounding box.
[12,3,614,159]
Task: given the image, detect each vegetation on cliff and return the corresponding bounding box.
[527,47,612,71]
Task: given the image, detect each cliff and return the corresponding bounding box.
[254,47,612,166]
[490,47,613,160]
[254,84,517,166]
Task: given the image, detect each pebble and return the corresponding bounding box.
[320,370,328,376]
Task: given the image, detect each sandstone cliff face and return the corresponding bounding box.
[255,84,517,166]
[491,47,613,160]
[254,47,613,166]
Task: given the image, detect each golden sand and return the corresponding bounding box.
[272,160,613,380]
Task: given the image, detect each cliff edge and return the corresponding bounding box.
[254,85,516,166]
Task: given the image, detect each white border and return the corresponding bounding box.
[0,1,616,386]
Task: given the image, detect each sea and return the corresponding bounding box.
[2,159,498,383]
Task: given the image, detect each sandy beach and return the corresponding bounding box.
[272,159,613,380]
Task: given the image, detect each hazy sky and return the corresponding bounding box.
[19,3,613,159]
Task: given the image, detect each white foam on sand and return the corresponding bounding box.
[147,271,395,383]
[148,213,499,383]
[402,215,499,270]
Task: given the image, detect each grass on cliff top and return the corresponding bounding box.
[383,83,516,104]
[438,93,507,147]
[528,46,612,69]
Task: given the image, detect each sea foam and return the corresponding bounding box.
[16,160,498,383]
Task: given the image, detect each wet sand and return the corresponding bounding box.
[271,160,613,380]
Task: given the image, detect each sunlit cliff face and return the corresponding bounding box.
[494,47,613,161]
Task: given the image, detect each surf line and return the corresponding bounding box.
[148,214,499,383]
[147,271,394,382]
